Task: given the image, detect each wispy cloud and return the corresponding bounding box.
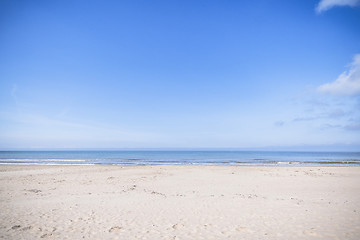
[322,122,360,131]
[274,121,285,127]
[293,108,347,122]
[317,54,360,96]
[293,116,319,122]
[11,84,17,97]
[11,84,18,104]
[344,123,360,131]
[326,109,346,118]
[320,123,342,130]
[316,0,360,13]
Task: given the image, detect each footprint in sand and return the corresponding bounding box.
[21,226,32,231]
[303,230,319,237]
[11,225,21,230]
[236,226,253,233]
[40,233,53,238]
[25,189,42,193]
[109,226,123,233]
[172,224,184,230]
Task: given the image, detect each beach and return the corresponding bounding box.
[0,165,359,239]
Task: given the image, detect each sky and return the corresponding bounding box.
[0,0,360,150]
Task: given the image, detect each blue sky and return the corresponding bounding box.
[0,0,360,150]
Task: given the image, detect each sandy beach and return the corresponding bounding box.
[0,165,359,239]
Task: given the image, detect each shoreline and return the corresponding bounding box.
[1,163,360,167]
[2,150,359,167]
[1,165,359,239]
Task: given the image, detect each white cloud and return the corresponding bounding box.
[318,54,360,96]
[316,0,360,13]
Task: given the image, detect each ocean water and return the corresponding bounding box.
[0,150,360,166]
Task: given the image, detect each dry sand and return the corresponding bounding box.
[0,165,359,239]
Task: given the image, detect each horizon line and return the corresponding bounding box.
[0,146,359,152]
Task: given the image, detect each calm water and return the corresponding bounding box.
[0,151,360,166]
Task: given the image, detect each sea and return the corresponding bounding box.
[0,150,360,166]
